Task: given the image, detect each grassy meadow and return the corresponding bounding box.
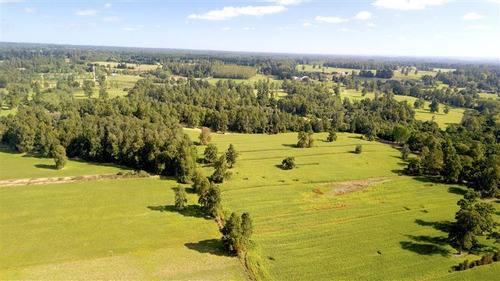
[0,146,130,180]
[0,177,248,280]
[185,130,500,281]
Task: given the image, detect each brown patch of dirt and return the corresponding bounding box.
[312,188,324,195]
[0,173,154,187]
[320,177,391,195]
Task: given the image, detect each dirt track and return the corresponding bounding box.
[0,173,154,187]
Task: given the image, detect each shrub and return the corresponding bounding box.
[281,157,296,170]
[355,144,362,154]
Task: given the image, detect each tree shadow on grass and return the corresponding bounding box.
[400,241,450,257]
[414,219,452,233]
[282,143,297,148]
[147,204,210,219]
[448,186,467,196]
[412,176,441,184]
[406,235,448,246]
[34,164,57,170]
[185,239,232,257]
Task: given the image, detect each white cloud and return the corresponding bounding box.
[102,16,120,22]
[122,25,144,31]
[466,24,491,30]
[104,3,112,8]
[264,0,307,5]
[340,28,350,32]
[24,7,36,13]
[221,26,231,30]
[367,22,376,27]
[302,21,318,28]
[76,9,98,16]
[0,0,26,3]
[187,5,285,20]
[315,16,348,24]
[372,0,449,11]
[355,11,372,20]
[243,27,255,31]
[462,12,486,21]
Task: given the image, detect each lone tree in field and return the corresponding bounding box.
[448,190,497,255]
[355,144,363,154]
[430,100,440,113]
[203,144,218,163]
[221,212,253,256]
[297,131,314,148]
[52,144,67,169]
[211,154,231,183]
[327,130,337,142]
[226,144,239,168]
[83,80,95,99]
[281,157,296,170]
[174,187,187,210]
[199,127,212,145]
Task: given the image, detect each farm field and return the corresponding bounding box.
[340,89,465,128]
[0,177,248,280]
[93,61,161,72]
[207,74,281,86]
[184,130,500,281]
[0,146,130,180]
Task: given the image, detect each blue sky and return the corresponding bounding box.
[1,0,499,58]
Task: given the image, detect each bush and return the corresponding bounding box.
[355,144,362,154]
[281,157,296,170]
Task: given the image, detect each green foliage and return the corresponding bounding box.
[203,144,218,164]
[199,127,212,145]
[82,80,94,98]
[442,142,462,183]
[355,144,362,154]
[400,144,411,161]
[448,190,497,254]
[297,131,314,148]
[393,125,410,144]
[405,157,422,175]
[226,144,239,168]
[174,186,187,210]
[203,183,222,218]
[211,154,231,183]
[429,100,439,113]
[326,130,337,142]
[281,157,296,170]
[52,144,67,170]
[421,146,443,175]
[220,212,253,256]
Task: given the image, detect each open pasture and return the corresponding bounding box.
[0,177,247,280]
[0,146,129,180]
[186,131,500,281]
[93,61,160,72]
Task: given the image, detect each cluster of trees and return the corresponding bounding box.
[1,96,198,183]
[448,190,498,255]
[297,131,314,148]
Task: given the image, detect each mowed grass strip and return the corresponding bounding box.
[0,146,130,181]
[186,130,500,281]
[0,178,248,280]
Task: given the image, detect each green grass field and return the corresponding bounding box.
[340,89,465,128]
[184,130,500,281]
[94,61,161,72]
[0,178,248,280]
[0,146,130,180]
[207,74,281,86]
